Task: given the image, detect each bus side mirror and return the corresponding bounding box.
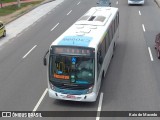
[97,2,99,4]
[43,58,47,66]
[43,50,49,66]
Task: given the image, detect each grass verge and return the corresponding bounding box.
[0,1,42,16]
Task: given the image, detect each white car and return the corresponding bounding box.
[128,0,144,5]
[97,0,111,7]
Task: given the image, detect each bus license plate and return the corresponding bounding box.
[66,95,76,99]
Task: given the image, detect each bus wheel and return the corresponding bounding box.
[3,31,6,37]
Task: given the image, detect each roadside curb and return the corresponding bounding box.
[40,0,55,4]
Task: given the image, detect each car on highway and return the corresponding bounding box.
[97,0,111,7]
[155,33,160,59]
[128,0,145,5]
[0,21,6,38]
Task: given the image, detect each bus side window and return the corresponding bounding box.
[114,18,117,32]
[117,12,119,26]
[97,50,102,76]
[110,24,113,39]
[116,14,118,29]
[105,33,110,51]
[112,21,115,36]
[101,36,106,58]
[97,36,106,76]
[108,28,112,43]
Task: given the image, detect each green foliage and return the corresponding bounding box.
[0,1,41,16]
[1,0,17,3]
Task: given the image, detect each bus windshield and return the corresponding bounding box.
[49,55,95,85]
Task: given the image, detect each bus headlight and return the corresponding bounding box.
[87,86,93,94]
[49,82,55,90]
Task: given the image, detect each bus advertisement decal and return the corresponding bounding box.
[58,36,93,47]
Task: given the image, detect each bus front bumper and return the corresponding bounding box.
[48,89,97,102]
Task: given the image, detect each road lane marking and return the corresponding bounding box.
[67,10,72,15]
[148,47,154,61]
[139,10,141,15]
[51,23,59,31]
[116,1,118,4]
[142,24,145,32]
[33,88,48,111]
[77,1,81,5]
[96,92,104,120]
[23,45,37,59]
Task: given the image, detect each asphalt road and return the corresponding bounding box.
[0,0,160,120]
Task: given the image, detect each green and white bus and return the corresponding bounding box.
[44,7,119,102]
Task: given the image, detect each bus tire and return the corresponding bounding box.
[3,31,6,37]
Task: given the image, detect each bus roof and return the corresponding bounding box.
[51,7,118,48]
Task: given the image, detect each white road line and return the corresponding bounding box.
[67,10,72,15]
[148,47,154,61]
[139,10,141,15]
[51,23,59,31]
[96,92,104,120]
[142,24,145,32]
[33,88,48,111]
[22,45,37,59]
[116,1,118,4]
[77,1,81,5]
